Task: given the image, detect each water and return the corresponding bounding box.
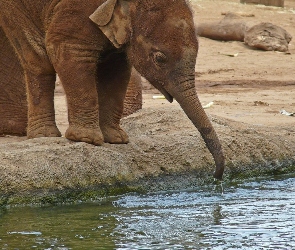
[1,173,295,249]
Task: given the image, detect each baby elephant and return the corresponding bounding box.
[0,0,225,179]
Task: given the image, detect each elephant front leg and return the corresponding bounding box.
[0,12,61,138]
[97,52,131,144]
[53,52,104,146]
[26,72,61,138]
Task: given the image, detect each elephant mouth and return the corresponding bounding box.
[150,80,173,103]
[161,89,173,103]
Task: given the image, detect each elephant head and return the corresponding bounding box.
[90,0,225,179]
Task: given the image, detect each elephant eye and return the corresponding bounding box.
[152,51,168,66]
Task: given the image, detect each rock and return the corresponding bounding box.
[244,22,292,52]
[1,107,295,206]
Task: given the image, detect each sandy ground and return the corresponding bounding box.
[1,0,295,205]
[193,0,295,127]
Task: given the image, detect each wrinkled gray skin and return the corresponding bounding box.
[0,0,224,179]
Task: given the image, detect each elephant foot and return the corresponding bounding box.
[27,125,61,138]
[65,126,104,146]
[0,121,27,136]
[101,126,129,144]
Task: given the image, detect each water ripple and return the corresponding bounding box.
[1,173,294,249]
[112,174,295,249]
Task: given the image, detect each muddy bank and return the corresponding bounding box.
[1,105,295,206]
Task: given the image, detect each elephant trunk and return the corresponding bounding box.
[170,77,225,179]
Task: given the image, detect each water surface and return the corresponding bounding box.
[1,173,295,249]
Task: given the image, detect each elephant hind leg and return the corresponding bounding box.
[0,26,27,136]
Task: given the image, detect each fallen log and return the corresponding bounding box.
[196,13,292,52]
[240,0,284,7]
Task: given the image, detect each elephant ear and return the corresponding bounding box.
[90,0,132,48]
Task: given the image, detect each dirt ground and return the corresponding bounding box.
[192,0,295,127]
[1,0,295,205]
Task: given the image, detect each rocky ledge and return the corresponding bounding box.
[1,106,295,206]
